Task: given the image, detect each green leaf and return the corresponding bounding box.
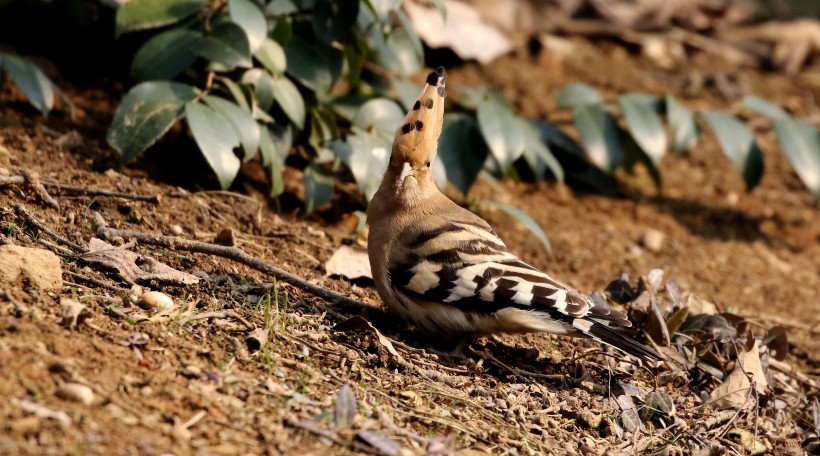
[255,38,287,76]
[107,81,198,162]
[115,0,206,37]
[309,108,337,150]
[664,93,698,153]
[477,93,524,170]
[203,95,260,162]
[573,103,623,172]
[229,0,267,52]
[216,75,251,112]
[272,76,306,129]
[0,53,54,114]
[130,28,200,83]
[743,95,788,119]
[518,119,564,182]
[313,0,359,45]
[185,101,242,189]
[555,83,603,110]
[620,93,667,165]
[304,163,335,212]
[337,129,391,200]
[352,98,404,134]
[483,201,551,255]
[284,36,332,94]
[703,111,764,190]
[532,120,618,195]
[380,27,423,76]
[772,117,820,197]
[242,68,275,111]
[438,113,488,194]
[191,22,252,69]
[622,129,662,191]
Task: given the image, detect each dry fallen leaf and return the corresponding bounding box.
[707,340,768,409]
[324,245,372,281]
[81,238,200,285]
[334,383,357,430]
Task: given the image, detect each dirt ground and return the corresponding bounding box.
[1,35,819,455]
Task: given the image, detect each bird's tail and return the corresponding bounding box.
[582,319,662,362]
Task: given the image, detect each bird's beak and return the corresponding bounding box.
[398,161,413,182]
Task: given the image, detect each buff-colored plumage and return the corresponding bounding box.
[366,67,660,361]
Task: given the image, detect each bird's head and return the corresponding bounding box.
[386,67,447,204]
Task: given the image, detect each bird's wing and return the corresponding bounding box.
[387,216,627,326]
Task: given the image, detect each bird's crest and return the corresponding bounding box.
[392,67,447,163]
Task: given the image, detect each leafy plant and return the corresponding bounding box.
[106,0,439,208]
[522,83,820,198]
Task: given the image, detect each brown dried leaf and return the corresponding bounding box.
[81,238,200,285]
[665,305,689,337]
[682,292,718,315]
[356,430,401,456]
[324,245,372,281]
[646,295,670,346]
[644,391,676,417]
[334,383,357,430]
[761,326,788,361]
[616,394,641,433]
[706,340,767,409]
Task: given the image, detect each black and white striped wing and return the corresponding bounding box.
[388,219,624,324]
[387,218,660,360]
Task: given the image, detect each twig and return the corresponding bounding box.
[0,173,57,208]
[33,237,75,256]
[93,218,375,311]
[63,270,123,293]
[179,310,255,331]
[15,204,86,252]
[42,182,161,203]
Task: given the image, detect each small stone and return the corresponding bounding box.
[56,383,94,405]
[181,365,202,379]
[169,224,183,236]
[138,291,175,311]
[640,229,665,252]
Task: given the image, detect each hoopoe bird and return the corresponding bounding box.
[366,67,661,362]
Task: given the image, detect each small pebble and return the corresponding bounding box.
[56,383,94,405]
[640,229,665,252]
[182,365,202,379]
[170,224,183,236]
[139,291,175,311]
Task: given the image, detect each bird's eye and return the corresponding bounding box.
[425,160,431,168]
